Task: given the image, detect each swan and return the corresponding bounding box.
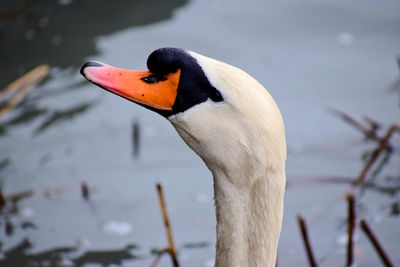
[80,48,286,267]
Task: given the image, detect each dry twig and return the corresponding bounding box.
[150,248,170,267]
[154,183,180,267]
[363,116,381,132]
[297,215,318,267]
[346,194,355,267]
[329,108,378,141]
[0,189,6,209]
[0,64,50,120]
[81,182,89,200]
[360,220,394,267]
[353,124,400,186]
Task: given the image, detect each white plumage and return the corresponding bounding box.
[81,48,286,267]
[169,51,286,267]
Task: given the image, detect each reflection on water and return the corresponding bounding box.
[1,0,399,266]
[0,0,188,135]
[1,1,190,266]
[34,101,95,134]
[0,0,188,88]
[0,238,140,267]
[0,104,47,135]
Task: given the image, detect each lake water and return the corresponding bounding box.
[1,0,399,266]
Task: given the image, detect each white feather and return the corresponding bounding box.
[169,51,286,267]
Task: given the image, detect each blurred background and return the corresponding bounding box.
[0,0,399,266]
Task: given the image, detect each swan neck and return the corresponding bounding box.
[213,169,285,267]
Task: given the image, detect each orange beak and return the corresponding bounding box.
[80,61,180,111]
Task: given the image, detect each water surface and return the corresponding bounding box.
[1,0,399,266]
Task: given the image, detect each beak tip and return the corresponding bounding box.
[80,61,104,77]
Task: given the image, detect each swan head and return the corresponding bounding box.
[81,48,286,184]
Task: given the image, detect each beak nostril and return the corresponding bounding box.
[80,61,104,76]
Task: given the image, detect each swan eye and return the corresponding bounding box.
[209,87,223,103]
[141,74,167,84]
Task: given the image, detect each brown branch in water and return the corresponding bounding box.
[150,248,170,267]
[0,64,49,101]
[0,189,34,215]
[297,215,318,267]
[346,194,355,267]
[6,190,34,204]
[0,64,50,120]
[0,188,6,209]
[369,149,392,182]
[359,219,394,267]
[353,124,400,186]
[363,116,381,132]
[330,109,397,165]
[329,108,378,141]
[81,182,89,200]
[155,183,180,267]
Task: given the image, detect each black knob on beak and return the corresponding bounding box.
[80,61,104,76]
